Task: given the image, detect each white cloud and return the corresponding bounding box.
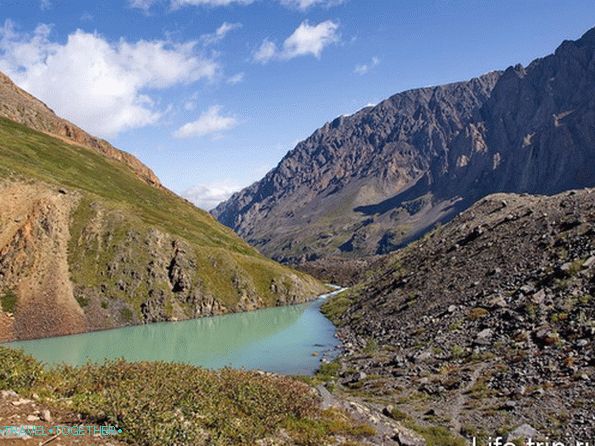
[171,0,253,8]
[40,0,52,10]
[129,0,157,11]
[131,0,340,11]
[279,0,344,10]
[174,105,238,138]
[253,20,339,63]
[354,56,379,75]
[202,22,242,45]
[0,21,218,137]
[227,72,245,84]
[182,182,241,210]
[253,39,278,63]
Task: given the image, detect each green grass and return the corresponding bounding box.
[0,347,374,445]
[0,117,324,313]
[0,289,17,313]
[385,405,465,446]
[321,288,356,324]
[0,118,248,253]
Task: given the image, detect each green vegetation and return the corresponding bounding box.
[321,288,357,323]
[385,406,465,446]
[0,347,374,445]
[0,117,323,316]
[120,307,133,322]
[0,289,17,313]
[0,118,246,253]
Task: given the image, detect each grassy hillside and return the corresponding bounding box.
[0,347,375,445]
[0,118,326,340]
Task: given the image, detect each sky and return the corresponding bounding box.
[0,1,594,209]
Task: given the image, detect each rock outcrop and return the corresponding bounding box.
[213,27,595,263]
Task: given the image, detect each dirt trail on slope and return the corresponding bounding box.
[0,180,86,341]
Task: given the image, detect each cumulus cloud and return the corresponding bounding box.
[354,56,380,75]
[182,182,240,210]
[279,0,344,10]
[253,20,339,63]
[0,21,218,137]
[174,105,238,138]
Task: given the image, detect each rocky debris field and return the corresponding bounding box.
[323,189,594,443]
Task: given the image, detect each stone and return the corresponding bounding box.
[26,415,40,422]
[1,390,18,398]
[583,256,595,268]
[396,431,425,446]
[506,424,538,442]
[40,410,52,422]
[353,371,367,382]
[382,405,394,417]
[474,328,494,345]
[531,289,546,304]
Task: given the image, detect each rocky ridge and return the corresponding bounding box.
[214,27,595,263]
[323,189,594,441]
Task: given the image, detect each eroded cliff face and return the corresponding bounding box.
[0,179,325,342]
[213,28,595,262]
[0,71,161,187]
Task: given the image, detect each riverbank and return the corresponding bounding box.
[0,346,378,445]
[5,289,345,375]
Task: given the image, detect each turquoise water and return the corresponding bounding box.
[6,290,343,375]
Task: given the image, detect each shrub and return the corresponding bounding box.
[0,347,44,390]
[0,348,374,445]
[0,289,17,313]
[468,307,489,320]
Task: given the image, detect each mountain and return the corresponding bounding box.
[213,27,595,262]
[0,73,325,342]
[0,72,160,187]
[322,188,594,441]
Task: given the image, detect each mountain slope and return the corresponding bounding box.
[213,27,595,262]
[0,117,325,342]
[322,189,594,440]
[0,71,160,187]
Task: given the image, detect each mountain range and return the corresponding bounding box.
[0,73,325,342]
[213,27,595,263]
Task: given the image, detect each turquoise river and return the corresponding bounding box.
[5,290,344,375]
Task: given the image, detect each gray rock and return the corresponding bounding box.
[506,423,538,442]
[474,328,494,345]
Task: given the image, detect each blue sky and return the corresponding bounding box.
[0,0,594,209]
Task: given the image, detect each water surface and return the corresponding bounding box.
[6,290,343,375]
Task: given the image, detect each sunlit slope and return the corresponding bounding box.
[0,118,325,341]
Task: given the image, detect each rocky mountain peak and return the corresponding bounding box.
[213,27,595,263]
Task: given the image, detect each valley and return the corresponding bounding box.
[0,13,593,446]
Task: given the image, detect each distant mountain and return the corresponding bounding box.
[0,72,325,342]
[213,27,595,262]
